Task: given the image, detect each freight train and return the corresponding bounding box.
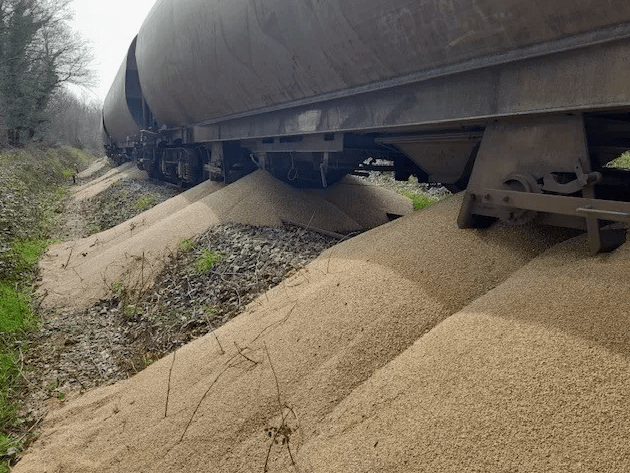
[103,0,630,253]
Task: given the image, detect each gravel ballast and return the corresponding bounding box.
[21,222,338,427]
[37,169,411,309]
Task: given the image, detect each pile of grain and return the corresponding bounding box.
[305,175,412,229]
[38,180,225,308]
[299,233,630,472]
[72,162,148,202]
[38,170,412,309]
[16,194,573,472]
[76,157,109,180]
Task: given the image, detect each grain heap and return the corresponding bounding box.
[299,233,630,472]
[305,174,412,229]
[72,162,148,202]
[38,169,412,309]
[75,157,109,180]
[16,195,581,473]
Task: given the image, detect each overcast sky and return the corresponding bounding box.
[69,0,157,104]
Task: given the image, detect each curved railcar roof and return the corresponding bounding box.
[102,38,143,143]
[135,0,630,128]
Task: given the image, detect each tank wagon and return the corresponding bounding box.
[103,0,630,252]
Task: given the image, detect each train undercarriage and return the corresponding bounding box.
[106,109,630,255]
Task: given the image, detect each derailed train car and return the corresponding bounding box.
[103,0,630,252]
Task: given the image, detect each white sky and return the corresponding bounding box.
[69,0,158,104]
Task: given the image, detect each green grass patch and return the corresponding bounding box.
[179,239,195,252]
[0,284,33,333]
[608,151,630,169]
[0,352,19,424]
[12,239,47,269]
[133,194,158,211]
[398,190,437,211]
[193,249,225,274]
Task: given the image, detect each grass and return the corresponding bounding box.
[397,189,438,211]
[179,239,195,252]
[133,194,158,211]
[362,171,448,211]
[193,249,225,274]
[0,146,99,470]
[0,284,34,332]
[608,151,630,169]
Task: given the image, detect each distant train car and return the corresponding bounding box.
[103,0,630,252]
[102,38,143,165]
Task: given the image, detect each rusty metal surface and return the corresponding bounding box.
[135,0,630,129]
[102,41,141,144]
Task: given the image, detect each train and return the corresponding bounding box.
[103,0,630,253]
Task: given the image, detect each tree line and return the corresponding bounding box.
[0,0,98,149]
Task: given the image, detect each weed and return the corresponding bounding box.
[193,249,225,274]
[179,239,195,252]
[124,305,141,317]
[202,305,217,316]
[86,223,102,235]
[61,169,74,180]
[397,189,437,211]
[608,150,630,168]
[0,434,20,473]
[112,281,122,297]
[133,194,157,211]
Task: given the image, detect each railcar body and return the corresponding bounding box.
[103,0,630,252]
[102,39,143,162]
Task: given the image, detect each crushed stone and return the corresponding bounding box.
[20,223,336,433]
[36,170,412,309]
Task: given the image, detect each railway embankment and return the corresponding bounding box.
[16,161,628,473]
[9,161,417,468]
[0,147,101,471]
[10,160,630,472]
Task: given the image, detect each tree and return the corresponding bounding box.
[43,87,102,152]
[0,0,93,146]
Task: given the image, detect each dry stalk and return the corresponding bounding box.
[206,321,225,355]
[164,350,176,418]
[62,246,74,269]
[263,343,299,473]
[71,267,84,281]
[249,303,297,345]
[177,353,239,443]
[234,342,259,364]
[324,232,355,274]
